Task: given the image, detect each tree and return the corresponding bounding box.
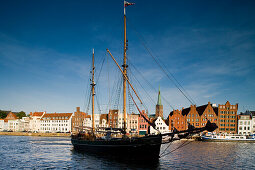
[0,110,8,119]
[16,111,26,119]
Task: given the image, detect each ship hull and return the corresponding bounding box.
[71,135,162,160]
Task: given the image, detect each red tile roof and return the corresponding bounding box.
[30,112,44,117]
[41,113,73,120]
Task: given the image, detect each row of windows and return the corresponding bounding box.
[41,124,68,127]
[239,127,250,130]
[220,120,235,122]
[220,124,235,127]
[220,115,236,118]
[156,127,166,130]
[42,120,68,123]
[219,105,236,109]
[43,117,69,120]
[220,111,236,114]
[220,128,235,131]
[239,121,251,125]
[41,127,68,131]
[140,125,147,128]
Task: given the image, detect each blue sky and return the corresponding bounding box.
[0,0,255,117]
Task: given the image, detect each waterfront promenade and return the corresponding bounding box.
[0,132,70,137]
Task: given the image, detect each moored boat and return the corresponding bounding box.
[201,133,255,142]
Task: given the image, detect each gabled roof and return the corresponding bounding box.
[196,104,209,116]
[169,103,219,117]
[5,112,17,120]
[182,107,191,116]
[240,110,255,116]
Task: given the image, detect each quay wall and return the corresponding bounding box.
[0,132,70,137]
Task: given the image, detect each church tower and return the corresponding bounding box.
[155,86,163,118]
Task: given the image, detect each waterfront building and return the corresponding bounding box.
[19,117,30,132]
[218,101,238,133]
[168,101,237,134]
[138,110,149,135]
[29,112,45,132]
[251,111,255,134]
[108,109,119,128]
[99,114,108,128]
[83,114,101,128]
[127,113,139,134]
[150,116,170,134]
[40,113,73,133]
[117,113,124,128]
[168,109,187,131]
[238,111,253,134]
[4,112,18,131]
[169,102,218,131]
[71,107,87,133]
[0,119,4,131]
[83,115,92,127]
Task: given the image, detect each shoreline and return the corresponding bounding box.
[0,132,71,137]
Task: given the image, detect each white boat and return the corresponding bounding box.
[201,133,255,142]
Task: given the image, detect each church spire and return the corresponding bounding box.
[157,86,162,106]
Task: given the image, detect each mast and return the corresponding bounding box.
[91,49,95,133]
[123,1,127,132]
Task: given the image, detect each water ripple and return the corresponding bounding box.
[0,136,255,169]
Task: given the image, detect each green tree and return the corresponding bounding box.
[0,110,8,119]
[16,111,26,119]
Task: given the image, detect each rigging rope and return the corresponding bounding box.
[129,61,175,110]
[127,18,196,106]
[160,139,193,158]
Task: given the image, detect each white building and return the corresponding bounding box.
[0,119,5,131]
[19,117,30,131]
[40,113,73,133]
[238,111,254,134]
[127,113,139,134]
[29,112,45,132]
[83,114,109,128]
[150,117,170,134]
[118,113,125,129]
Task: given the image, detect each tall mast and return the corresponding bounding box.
[91,49,95,133]
[123,2,127,132]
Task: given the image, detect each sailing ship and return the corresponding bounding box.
[71,1,218,160]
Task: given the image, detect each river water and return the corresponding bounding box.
[0,136,254,169]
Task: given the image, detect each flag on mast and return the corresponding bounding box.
[124,1,135,7]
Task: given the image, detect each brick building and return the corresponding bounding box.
[71,107,87,133]
[138,110,149,135]
[218,101,238,133]
[168,101,237,133]
[108,109,119,128]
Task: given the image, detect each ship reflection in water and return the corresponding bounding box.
[0,136,255,169]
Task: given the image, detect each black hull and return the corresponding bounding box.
[71,135,162,160]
